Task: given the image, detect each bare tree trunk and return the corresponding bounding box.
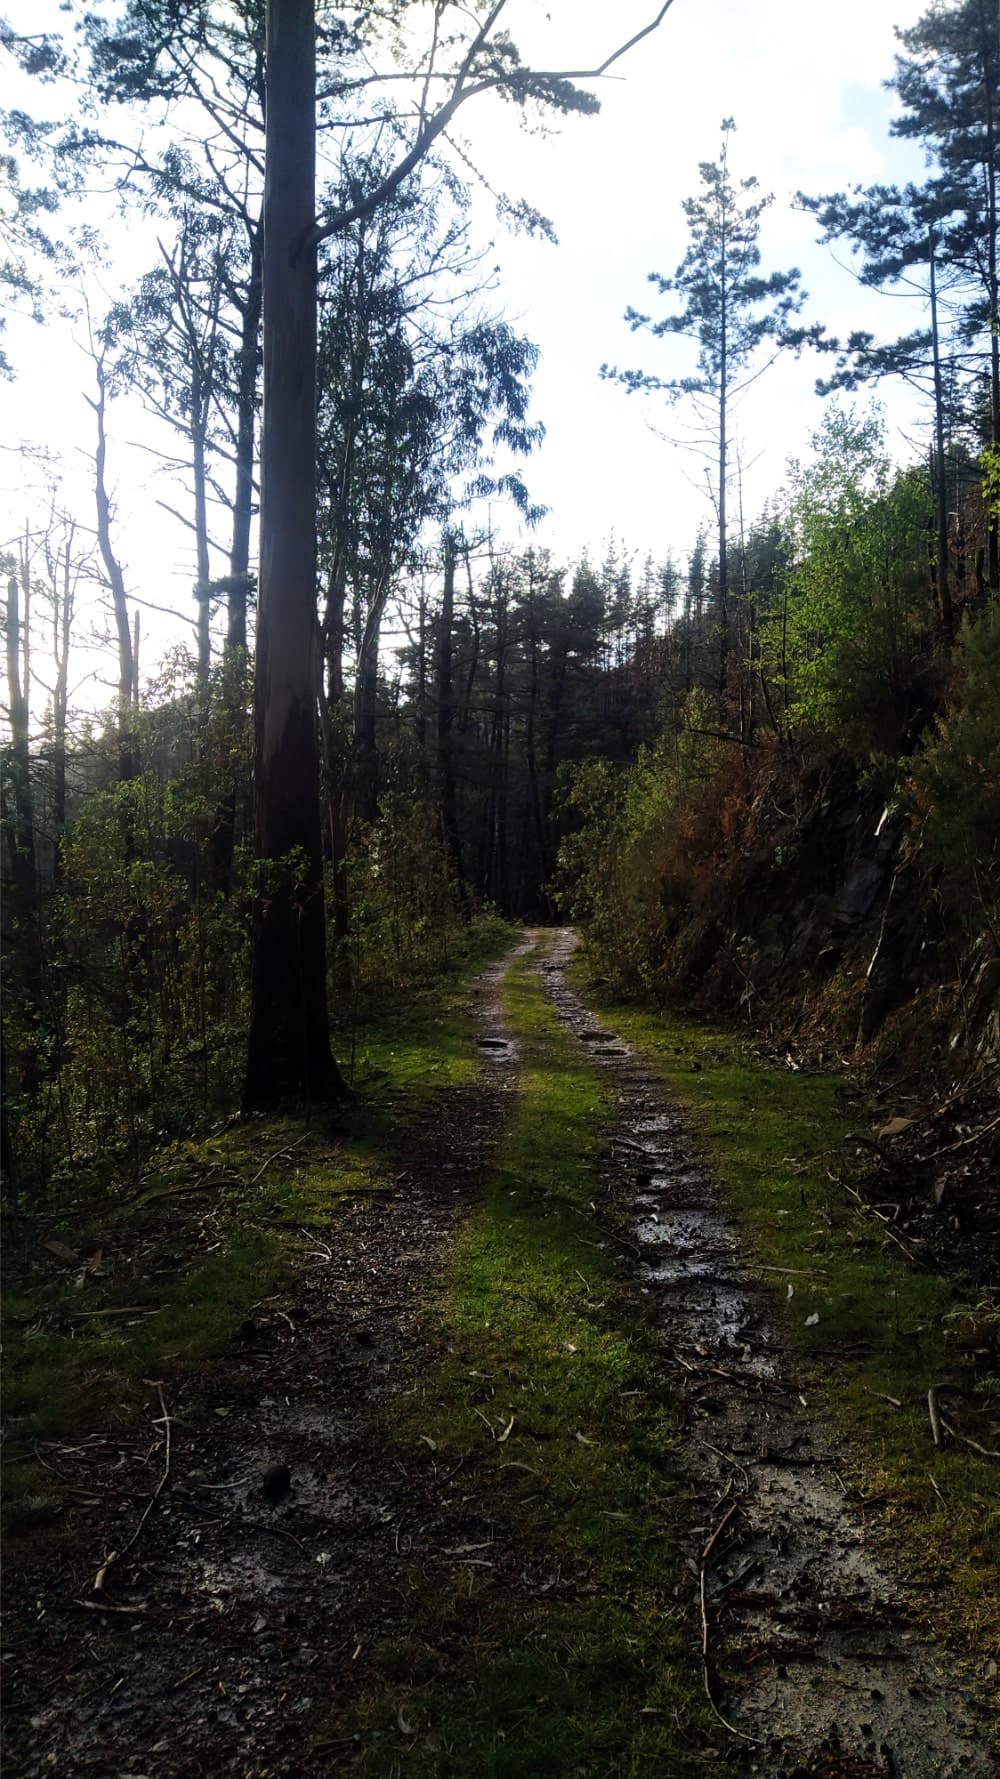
[435,534,470,917]
[523,579,552,915]
[244,0,345,1109]
[717,321,729,703]
[192,365,212,695]
[982,21,1000,591]
[87,357,136,781]
[4,570,36,922]
[929,244,954,636]
[229,218,263,653]
[52,542,71,868]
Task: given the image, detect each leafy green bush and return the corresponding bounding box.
[780,409,936,754]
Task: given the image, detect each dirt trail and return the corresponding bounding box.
[3,945,527,1779]
[538,927,997,1778]
[4,932,995,1778]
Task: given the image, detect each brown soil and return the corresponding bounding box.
[2,933,995,1779]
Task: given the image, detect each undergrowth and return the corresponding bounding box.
[577,971,1000,1659]
[334,939,731,1778]
[1,919,513,1553]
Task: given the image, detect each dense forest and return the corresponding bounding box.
[3,0,997,1189]
[3,5,999,1775]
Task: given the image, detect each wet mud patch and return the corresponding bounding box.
[537,928,998,1777]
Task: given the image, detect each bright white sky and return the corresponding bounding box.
[3,0,930,700]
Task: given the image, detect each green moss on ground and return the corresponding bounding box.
[334,941,730,1778]
[577,974,999,1657]
[1,924,514,1553]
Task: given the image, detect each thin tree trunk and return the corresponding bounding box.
[209,223,262,895]
[228,218,263,653]
[51,533,73,871]
[87,358,136,781]
[192,367,212,694]
[929,244,954,635]
[523,584,551,914]
[244,0,345,1109]
[717,335,729,702]
[982,16,1000,590]
[435,534,470,917]
[4,571,36,921]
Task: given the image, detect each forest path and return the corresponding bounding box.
[5,931,995,1779]
[538,926,996,1777]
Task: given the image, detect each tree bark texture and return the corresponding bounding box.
[89,361,136,780]
[244,0,345,1108]
[435,535,470,917]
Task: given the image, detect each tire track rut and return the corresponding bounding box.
[537,927,996,1778]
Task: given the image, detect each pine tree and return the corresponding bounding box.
[603,120,821,705]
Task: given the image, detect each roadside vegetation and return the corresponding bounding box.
[1,914,511,1554]
[579,978,1000,1656]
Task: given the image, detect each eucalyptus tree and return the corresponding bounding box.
[602,119,820,704]
[104,203,238,687]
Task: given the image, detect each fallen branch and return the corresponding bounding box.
[698,1501,757,1744]
[92,1381,171,1595]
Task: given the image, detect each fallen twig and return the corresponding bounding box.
[698,1501,757,1745]
[927,1110,1000,1159]
[249,1133,309,1188]
[927,1385,944,1449]
[92,1381,171,1595]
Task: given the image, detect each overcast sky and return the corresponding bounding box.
[3,0,931,692]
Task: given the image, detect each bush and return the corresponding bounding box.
[908,604,1000,937]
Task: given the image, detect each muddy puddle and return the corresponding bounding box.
[537,927,997,1777]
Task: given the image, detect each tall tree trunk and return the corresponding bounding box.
[4,570,36,925]
[88,359,136,781]
[192,366,212,696]
[981,14,1000,590]
[415,579,428,757]
[929,243,954,636]
[523,584,551,915]
[209,225,263,896]
[322,562,351,952]
[435,534,470,917]
[717,315,729,703]
[354,639,380,826]
[228,218,263,653]
[244,0,345,1109]
[51,532,73,873]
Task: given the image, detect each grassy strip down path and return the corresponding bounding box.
[579,975,1000,1658]
[343,941,727,1778]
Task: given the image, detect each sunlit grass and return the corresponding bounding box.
[335,941,730,1778]
[579,972,1000,1655]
